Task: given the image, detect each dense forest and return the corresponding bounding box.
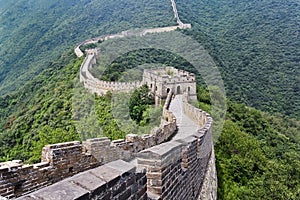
[0,0,299,199]
[177,0,300,119]
[0,0,175,96]
[198,87,300,199]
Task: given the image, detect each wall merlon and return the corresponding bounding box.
[43,141,81,150]
[138,141,182,160]
[175,135,198,146]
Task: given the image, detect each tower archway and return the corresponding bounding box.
[177,86,181,94]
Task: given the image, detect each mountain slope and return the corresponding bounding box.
[0,0,175,95]
[0,0,299,198]
[177,0,300,119]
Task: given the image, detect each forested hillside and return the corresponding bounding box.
[177,0,300,119]
[197,88,300,199]
[0,0,299,199]
[0,0,175,95]
[0,0,176,163]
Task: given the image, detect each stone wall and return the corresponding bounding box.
[16,160,147,200]
[0,141,99,199]
[170,0,192,29]
[0,93,177,199]
[79,53,142,95]
[0,94,216,200]
[182,94,210,128]
[134,93,216,200]
[142,67,197,103]
[74,24,191,58]
[136,122,214,200]
[199,149,217,200]
[73,0,191,58]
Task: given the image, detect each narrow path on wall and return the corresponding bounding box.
[169,95,199,140]
[171,0,183,25]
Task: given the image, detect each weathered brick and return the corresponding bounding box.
[118,188,131,200]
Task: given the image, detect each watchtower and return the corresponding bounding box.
[142,67,197,105]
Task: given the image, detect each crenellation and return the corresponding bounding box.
[134,96,216,200]
[0,124,187,199]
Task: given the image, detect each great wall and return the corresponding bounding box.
[0,1,217,199]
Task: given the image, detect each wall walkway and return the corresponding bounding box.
[169,95,199,140]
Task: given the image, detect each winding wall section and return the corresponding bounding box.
[0,1,216,199]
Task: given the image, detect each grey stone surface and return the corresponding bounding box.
[105,159,136,174]
[17,181,89,200]
[90,165,121,183]
[169,95,199,140]
[175,135,198,145]
[69,171,106,193]
[198,149,217,200]
[16,160,148,200]
[138,141,182,160]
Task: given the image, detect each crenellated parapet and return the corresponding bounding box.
[136,94,216,200]
[0,91,216,200]
[0,92,177,199]
[79,53,143,95]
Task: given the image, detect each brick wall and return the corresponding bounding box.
[0,101,216,200]
[137,126,214,200]
[16,160,147,200]
[0,93,177,199]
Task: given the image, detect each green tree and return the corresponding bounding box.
[129,85,154,124]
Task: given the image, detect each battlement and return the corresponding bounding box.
[143,67,196,83]
[0,94,215,200]
[79,53,143,95]
[142,67,197,105]
[0,92,177,199]
[16,160,148,200]
[135,94,215,200]
[0,91,216,200]
[79,54,197,105]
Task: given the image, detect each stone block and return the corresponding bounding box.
[118,188,131,200]
[68,171,106,195]
[175,135,197,145]
[105,160,136,174]
[33,162,49,169]
[44,141,81,150]
[137,141,182,162]
[112,182,126,196]
[17,180,89,200]
[90,165,121,187]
